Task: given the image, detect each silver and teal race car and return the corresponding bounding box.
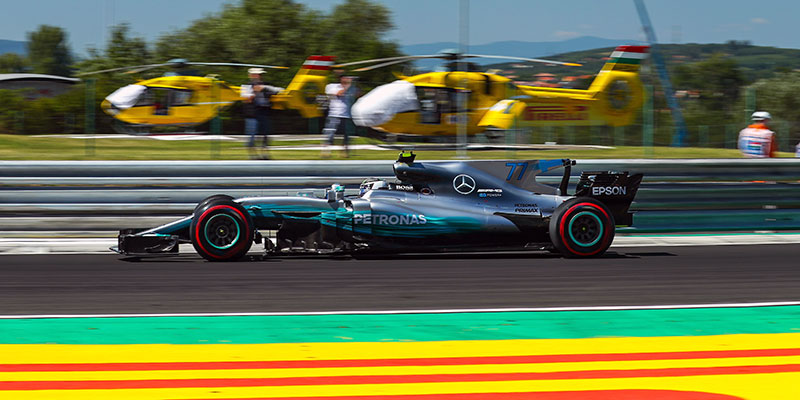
[113,152,642,260]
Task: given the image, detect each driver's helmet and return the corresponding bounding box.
[359,178,387,196]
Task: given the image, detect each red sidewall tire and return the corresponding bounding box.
[190,200,253,261]
[194,194,235,213]
[549,198,615,258]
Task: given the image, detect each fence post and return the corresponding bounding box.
[15,111,24,134]
[699,125,708,148]
[309,117,319,135]
[782,121,790,154]
[455,84,468,159]
[725,124,736,149]
[64,113,75,134]
[643,85,654,157]
[210,80,221,159]
[84,78,95,157]
[744,86,755,124]
[505,121,517,159]
[615,126,624,146]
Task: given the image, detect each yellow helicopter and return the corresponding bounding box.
[270,55,336,118]
[78,59,290,132]
[334,46,648,137]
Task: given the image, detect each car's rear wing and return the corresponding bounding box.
[574,170,644,226]
[395,151,575,196]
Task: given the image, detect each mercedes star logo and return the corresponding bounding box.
[452,174,476,195]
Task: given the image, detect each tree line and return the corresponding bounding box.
[1,0,798,149]
[0,0,402,134]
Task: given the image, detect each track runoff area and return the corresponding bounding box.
[1,235,800,399]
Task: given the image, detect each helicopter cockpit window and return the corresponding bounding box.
[135,89,154,107]
[417,87,465,124]
[418,88,441,124]
[153,89,170,115]
[170,90,192,106]
[448,89,469,113]
[139,88,192,115]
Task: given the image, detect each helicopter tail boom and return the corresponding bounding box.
[600,45,649,73]
[584,45,649,126]
[271,55,335,118]
[478,45,649,130]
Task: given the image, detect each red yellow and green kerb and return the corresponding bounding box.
[1,306,799,399]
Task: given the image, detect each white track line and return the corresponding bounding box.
[2,301,800,319]
[1,234,800,255]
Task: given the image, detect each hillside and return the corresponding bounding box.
[0,39,26,55]
[485,42,800,86]
[401,36,639,69]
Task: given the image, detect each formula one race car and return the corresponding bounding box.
[113,152,643,260]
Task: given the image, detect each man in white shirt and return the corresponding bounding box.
[322,72,357,157]
[241,68,283,159]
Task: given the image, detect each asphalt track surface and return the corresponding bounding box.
[1,244,799,315]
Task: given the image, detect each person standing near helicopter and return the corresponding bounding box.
[241,68,283,159]
[321,70,358,158]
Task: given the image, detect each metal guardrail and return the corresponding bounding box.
[1,159,799,232]
[2,158,800,179]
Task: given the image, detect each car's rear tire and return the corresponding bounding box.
[190,199,253,261]
[549,197,615,258]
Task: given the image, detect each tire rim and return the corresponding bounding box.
[568,211,603,247]
[204,214,241,250]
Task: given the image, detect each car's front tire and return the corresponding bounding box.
[190,199,253,261]
[549,197,615,258]
[194,194,235,213]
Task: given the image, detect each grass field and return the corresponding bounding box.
[0,133,795,160]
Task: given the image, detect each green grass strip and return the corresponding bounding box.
[1,306,798,344]
[2,134,797,160]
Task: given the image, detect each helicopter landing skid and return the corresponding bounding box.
[112,121,204,136]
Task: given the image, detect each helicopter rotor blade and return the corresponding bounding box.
[124,64,173,74]
[338,52,580,72]
[76,61,289,77]
[186,62,288,69]
[351,56,447,72]
[334,55,442,68]
[463,54,582,67]
[352,59,413,72]
[75,63,170,76]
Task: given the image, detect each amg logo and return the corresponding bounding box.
[592,186,627,196]
[353,213,428,225]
